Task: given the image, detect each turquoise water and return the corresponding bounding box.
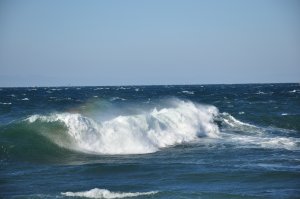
[0,84,299,198]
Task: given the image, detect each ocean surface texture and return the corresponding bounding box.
[0,84,299,199]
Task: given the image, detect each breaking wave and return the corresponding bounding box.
[1,99,299,162]
[26,100,219,155]
[61,188,158,198]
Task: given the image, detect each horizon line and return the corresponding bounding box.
[0,82,298,88]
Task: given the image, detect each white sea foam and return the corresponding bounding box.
[27,100,219,154]
[0,102,12,105]
[21,98,29,101]
[220,112,255,128]
[256,91,266,95]
[61,188,158,198]
[289,89,299,93]
[224,134,299,150]
[181,90,194,95]
[220,114,300,150]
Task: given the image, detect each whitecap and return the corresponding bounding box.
[256,91,266,95]
[61,188,158,199]
[181,90,194,95]
[220,112,255,128]
[0,102,12,105]
[21,98,29,101]
[289,89,299,93]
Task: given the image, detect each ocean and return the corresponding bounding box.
[0,83,299,199]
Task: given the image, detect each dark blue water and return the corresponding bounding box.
[0,84,299,198]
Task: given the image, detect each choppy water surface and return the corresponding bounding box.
[0,84,299,198]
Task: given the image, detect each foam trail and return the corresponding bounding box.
[61,188,158,198]
[220,112,255,128]
[219,113,300,150]
[27,100,219,155]
[224,134,299,150]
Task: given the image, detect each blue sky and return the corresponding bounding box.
[0,0,299,86]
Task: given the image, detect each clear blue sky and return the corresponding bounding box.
[0,0,299,86]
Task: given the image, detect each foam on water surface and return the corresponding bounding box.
[61,188,158,198]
